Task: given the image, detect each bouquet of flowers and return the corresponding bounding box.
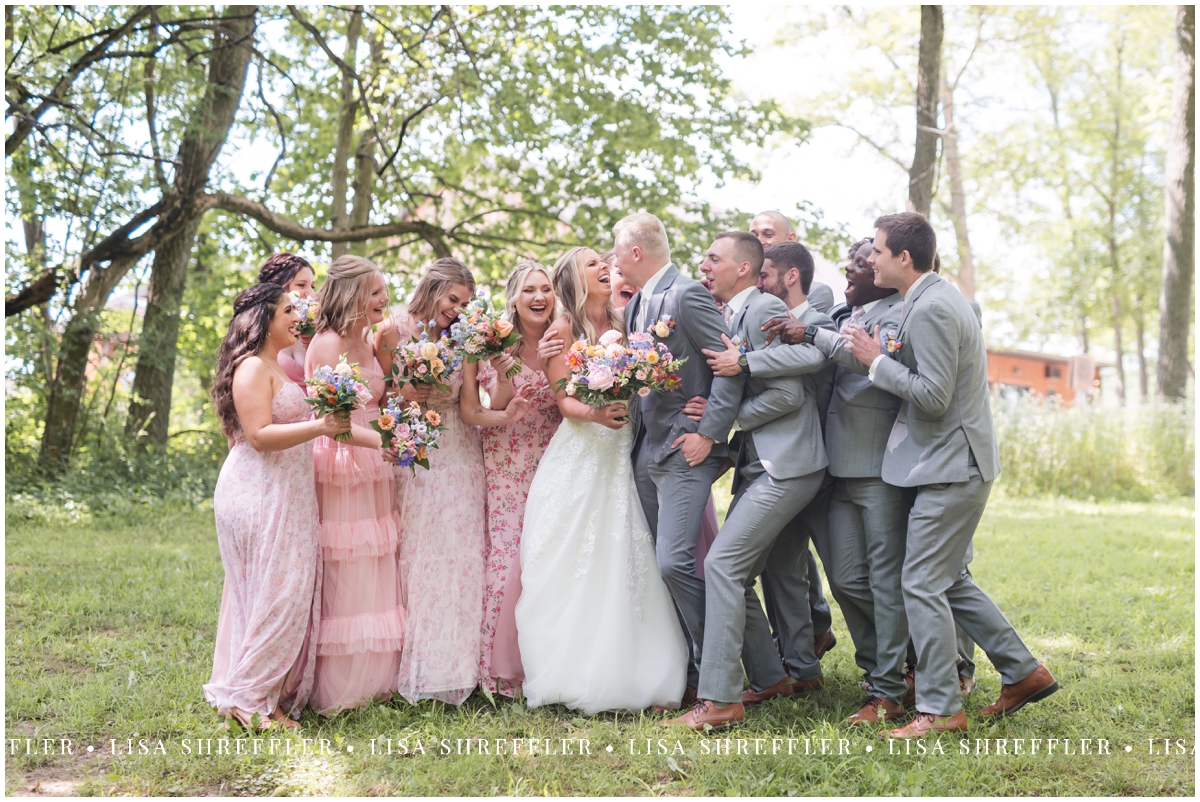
[289,292,319,337]
[371,395,447,473]
[304,355,372,442]
[447,299,522,379]
[387,325,462,393]
[554,329,686,407]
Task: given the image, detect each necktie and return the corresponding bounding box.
[849,306,865,328]
[637,294,648,332]
[722,304,733,329]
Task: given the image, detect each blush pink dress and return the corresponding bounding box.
[310,357,405,715]
[206,380,321,718]
[476,361,563,696]
[393,312,487,705]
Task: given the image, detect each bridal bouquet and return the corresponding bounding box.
[372,395,446,472]
[305,355,372,442]
[555,329,686,407]
[447,299,522,379]
[388,325,461,393]
[289,292,318,337]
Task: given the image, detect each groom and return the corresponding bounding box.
[615,212,742,705]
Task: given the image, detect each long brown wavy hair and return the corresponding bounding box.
[550,247,622,346]
[211,283,286,440]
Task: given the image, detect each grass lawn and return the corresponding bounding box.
[5,496,1195,796]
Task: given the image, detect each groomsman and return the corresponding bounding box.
[764,238,912,723]
[665,232,827,730]
[749,210,835,313]
[704,241,839,695]
[842,212,1058,736]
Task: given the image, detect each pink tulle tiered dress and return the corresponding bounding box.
[206,380,321,719]
[310,357,405,715]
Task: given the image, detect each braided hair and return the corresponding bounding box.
[257,252,313,290]
[211,283,287,440]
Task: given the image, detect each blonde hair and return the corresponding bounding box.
[503,261,552,355]
[613,212,670,263]
[314,255,382,336]
[408,257,476,331]
[550,247,623,346]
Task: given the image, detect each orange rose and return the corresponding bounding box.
[494,319,514,337]
[416,446,429,460]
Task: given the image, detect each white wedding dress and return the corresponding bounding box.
[516,418,688,714]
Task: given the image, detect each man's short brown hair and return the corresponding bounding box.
[873,212,936,273]
[764,241,815,294]
[715,230,765,274]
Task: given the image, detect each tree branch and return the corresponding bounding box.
[6,5,154,156]
[5,267,59,317]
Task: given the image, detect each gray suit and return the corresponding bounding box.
[743,306,839,682]
[626,264,742,688]
[700,289,827,703]
[810,294,913,703]
[807,281,835,314]
[871,273,1037,716]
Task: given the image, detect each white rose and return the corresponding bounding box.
[334,361,353,378]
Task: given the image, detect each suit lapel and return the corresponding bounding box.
[896,273,941,336]
[863,293,902,329]
[732,293,752,342]
[645,265,678,331]
[624,293,641,337]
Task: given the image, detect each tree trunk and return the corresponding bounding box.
[329,6,363,260]
[1157,5,1196,401]
[36,314,99,474]
[939,74,974,299]
[908,5,943,218]
[124,6,256,451]
[124,216,203,446]
[1134,294,1149,400]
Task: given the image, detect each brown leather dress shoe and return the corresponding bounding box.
[741,676,794,706]
[960,674,977,696]
[846,696,905,725]
[661,700,744,731]
[980,664,1058,717]
[814,629,838,659]
[883,710,968,738]
[787,674,825,693]
[653,685,698,713]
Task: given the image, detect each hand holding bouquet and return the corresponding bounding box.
[554,329,686,407]
[372,395,447,473]
[305,355,372,442]
[289,292,318,338]
[388,325,461,393]
[447,299,522,379]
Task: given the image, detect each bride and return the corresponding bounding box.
[515,246,688,715]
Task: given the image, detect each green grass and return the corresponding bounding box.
[5,497,1195,796]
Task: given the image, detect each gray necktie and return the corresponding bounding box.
[722,304,734,330]
[847,305,865,329]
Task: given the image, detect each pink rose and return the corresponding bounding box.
[585,366,615,391]
[638,386,651,397]
[599,329,623,346]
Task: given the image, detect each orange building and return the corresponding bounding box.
[986,349,1101,404]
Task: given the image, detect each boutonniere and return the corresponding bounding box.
[883,330,903,353]
[649,314,675,339]
[730,334,748,354]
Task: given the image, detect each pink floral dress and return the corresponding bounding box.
[206,381,321,718]
[477,362,563,696]
[310,358,405,715]
[393,313,487,705]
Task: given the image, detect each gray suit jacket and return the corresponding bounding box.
[624,265,741,464]
[808,281,835,314]
[727,290,827,492]
[870,274,1001,486]
[743,306,837,427]
[813,294,904,478]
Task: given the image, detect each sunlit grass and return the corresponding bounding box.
[5,498,1194,795]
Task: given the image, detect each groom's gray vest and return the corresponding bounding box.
[624,265,741,464]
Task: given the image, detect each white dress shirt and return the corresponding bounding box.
[790,300,810,319]
[724,285,757,323]
[635,262,673,331]
[868,272,934,381]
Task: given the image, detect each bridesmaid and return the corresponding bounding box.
[375,257,487,705]
[306,255,404,715]
[461,261,563,698]
[205,283,351,730]
[257,253,317,386]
